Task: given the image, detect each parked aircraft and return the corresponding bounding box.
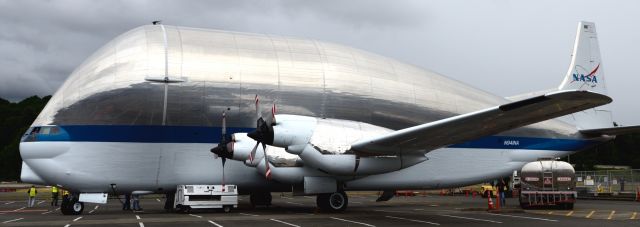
[20,21,639,214]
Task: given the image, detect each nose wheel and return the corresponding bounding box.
[61,195,84,215]
[317,191,348,212]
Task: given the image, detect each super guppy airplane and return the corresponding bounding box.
[19,21,640,214]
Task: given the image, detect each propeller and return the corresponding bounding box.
[247,95,276,180]
[210,111,232,189]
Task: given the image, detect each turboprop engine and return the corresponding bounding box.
[249,114,428,176]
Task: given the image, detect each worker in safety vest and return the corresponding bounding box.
[51,186,59,206]
[27,185,37,207]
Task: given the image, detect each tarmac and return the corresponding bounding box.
[1,192,639,226]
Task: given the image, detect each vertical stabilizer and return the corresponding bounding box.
[559,21,613,129]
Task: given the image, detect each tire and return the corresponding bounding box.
[223,205,231,213]
[61,197,83,215]
[250,192,272,207]
[317,191,348,212]
[563,203,574,210]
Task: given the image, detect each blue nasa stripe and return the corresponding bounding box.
[34,125,253,143]
[31,125,596,151]
[447,136,596,151]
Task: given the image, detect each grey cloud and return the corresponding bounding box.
[0,0,638,125]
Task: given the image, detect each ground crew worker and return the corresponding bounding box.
[27,185,37,207]
[497,179,506,206]
[132,194,142,211]
[122,194,131,210]
[51,186,59,206]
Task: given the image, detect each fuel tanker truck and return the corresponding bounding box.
[518,160,576,209]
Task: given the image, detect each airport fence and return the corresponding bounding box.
[575,169,640,196]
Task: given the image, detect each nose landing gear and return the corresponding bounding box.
[61,195,84,215]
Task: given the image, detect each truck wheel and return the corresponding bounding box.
[223,205,231,213]
[519,202,529,209]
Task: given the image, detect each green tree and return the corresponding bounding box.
[0,96,50,180]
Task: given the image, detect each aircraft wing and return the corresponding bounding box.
[579,125,640,136]
[350,90,611,156]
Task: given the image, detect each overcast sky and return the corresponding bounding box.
[1,0,638,124]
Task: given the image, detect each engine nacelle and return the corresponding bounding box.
[269,114,427,176]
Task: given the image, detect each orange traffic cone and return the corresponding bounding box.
[487,194,494,210]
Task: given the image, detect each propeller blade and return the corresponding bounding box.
[270,103,276,125]
[254,94,262,119]
[221,111,226,139]
[248,141,259,164]
[262,143,271,180]
[221,157,226,167]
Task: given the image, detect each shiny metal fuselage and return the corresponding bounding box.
[20,25,590,193]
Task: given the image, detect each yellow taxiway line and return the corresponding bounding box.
[585,210,595,218]
[565,211,573,217]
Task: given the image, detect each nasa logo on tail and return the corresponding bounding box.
[570,64,600,87]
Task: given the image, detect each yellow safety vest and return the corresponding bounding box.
[52,186,58,193]
[29,187,37,197]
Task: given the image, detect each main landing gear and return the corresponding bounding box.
[316,191,348,212]
[61,194,84,215]
[249,191,272,208]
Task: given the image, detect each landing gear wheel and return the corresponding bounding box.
[61,198,84,215]
[317,191,348,212]
[250,192,272,207]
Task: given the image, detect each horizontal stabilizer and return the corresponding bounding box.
[580,125,640,136]
[351,90,611,156]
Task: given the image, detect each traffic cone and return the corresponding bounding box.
[487,194,494,210]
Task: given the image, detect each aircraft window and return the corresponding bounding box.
[50,126,60,134]
[40,127,51,135]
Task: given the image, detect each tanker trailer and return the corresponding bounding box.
[519,160,576,209]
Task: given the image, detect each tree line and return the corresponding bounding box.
[0,95,638,180]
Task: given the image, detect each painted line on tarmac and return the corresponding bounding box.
[486,213,558,222]
[208,220,223,227]
[73,216,82,222]
[286,201,304,206]
[64,224,70,227]
[38,200,46,204]
[88,205,99,214]
[630,212,637,220]
[189,214,203,218]
[42,210,54,214]
[14,207,25,211]
[385,215,440,225]
[156,198,161,202]
[351,201,363,204]
[547,211,553,215]
[607,211,615,220]
[330,217,376,227]
[565,211,573,216]
[136,215,141,220]
[270,218,300,227]
[4,201,15,205]
[2,218,24,223]
[586,210,595,218]
[139,222,144,227]
[239,212,259,217]
[438,214,502,223]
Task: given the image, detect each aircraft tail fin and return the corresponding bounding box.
[558,21,614,130]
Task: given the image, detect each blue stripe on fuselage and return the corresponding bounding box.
[27,125,596,151]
